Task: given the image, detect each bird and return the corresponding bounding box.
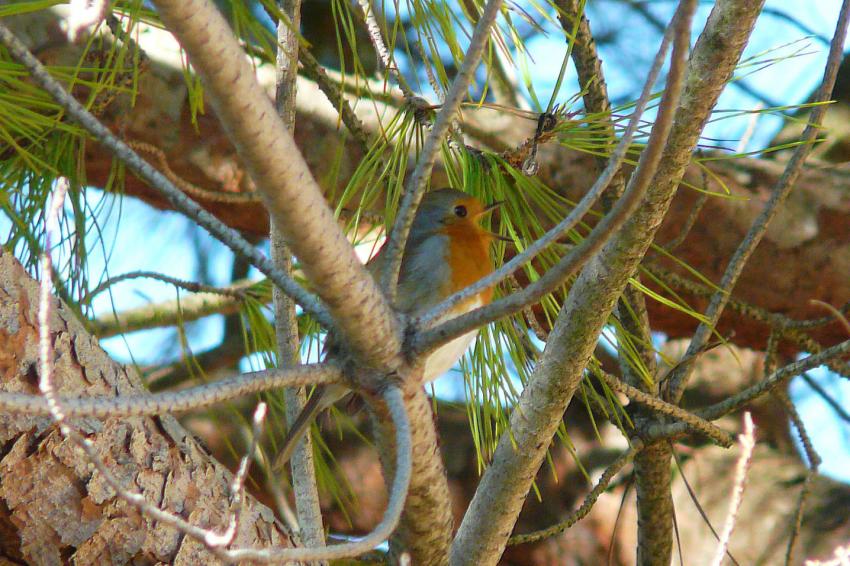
[274,188,504,470]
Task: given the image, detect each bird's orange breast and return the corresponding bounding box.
[441,223,495,309]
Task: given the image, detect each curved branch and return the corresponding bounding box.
[224,385,412,562]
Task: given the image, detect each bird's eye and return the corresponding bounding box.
[454,205,468,218]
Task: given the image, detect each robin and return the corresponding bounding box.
[274,188,503,469]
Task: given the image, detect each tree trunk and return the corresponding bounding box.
[0,248,289,564]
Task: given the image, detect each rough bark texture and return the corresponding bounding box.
[371,385,454,565]
[0,248,289,564]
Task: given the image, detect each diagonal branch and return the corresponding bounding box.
[380,0,503,301]
[148,0,401,369]
[449,2,700,563]
[0,22,332,330]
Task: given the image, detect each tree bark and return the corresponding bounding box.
[0,248,289,564]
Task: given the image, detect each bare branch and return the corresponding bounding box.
[89,279,258,337]
[644,339,850,440]
[0,364,342,417]
[416,3,667,329]
[709,413,756,566]
[415,0,697,355]
[272,0,325,548]
[450,1,702,562]
[85,270,250,303]
[597,371,734,447]
[148,0,401,369]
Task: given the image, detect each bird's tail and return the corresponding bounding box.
[273,386,328,471]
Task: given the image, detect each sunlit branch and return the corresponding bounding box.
[597,371,734,447]
[149,0,401,370]
[414,0,688,356]
[416,0,670,329]
[0,364,343,417]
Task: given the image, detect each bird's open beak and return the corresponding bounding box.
[476,200,505,218]
[476,201,510,241]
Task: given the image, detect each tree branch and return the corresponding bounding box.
[147,0,402,370]
[381,0,503,301]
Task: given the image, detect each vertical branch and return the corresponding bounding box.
[550,9,672,560]
[709,413,756,566]
[450,2,698,563]
[450,0,773,562]
[271,0,325,548]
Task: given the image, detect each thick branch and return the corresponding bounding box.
[149,0,401,369]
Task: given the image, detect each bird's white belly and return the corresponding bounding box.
[421,298,483,382]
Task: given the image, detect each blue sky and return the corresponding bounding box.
[3,0,849,482]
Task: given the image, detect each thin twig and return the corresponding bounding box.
[507,446,639,545]
[205,402,268,548]
[665,0,850,403]
[709,412,756,566]
[672,451,742,566]
[0,21,333,330]
[273,0,325,549]
[645,264,850,379]
[598,371,734,447]
[776,394,820,566]
[0,364,343,417]
[643,339,850,440]
[85,270,250,303]
[37,179,259,559]
[128,140,261,203]
[381,0,503,302]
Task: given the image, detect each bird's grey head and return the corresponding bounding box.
[409,188,483,239]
